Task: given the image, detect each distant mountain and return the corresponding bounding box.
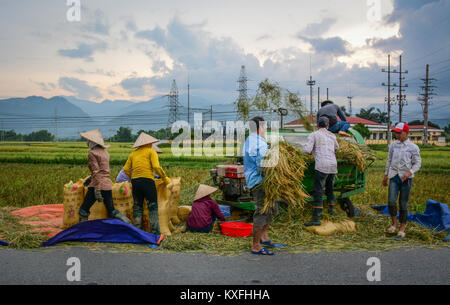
[62,96,134,117]
[0,96,97,138]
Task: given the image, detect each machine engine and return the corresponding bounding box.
[210,164,252,202]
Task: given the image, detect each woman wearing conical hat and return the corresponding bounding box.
[124,132,171,234]
[78,129,131,224]
[186,184,226,233]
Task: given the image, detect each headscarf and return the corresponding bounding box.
[87,140,99,151]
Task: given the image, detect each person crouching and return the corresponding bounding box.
[186,184,226,233]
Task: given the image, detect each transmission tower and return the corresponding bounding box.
[236,65,250,119]
[167,79,181,127]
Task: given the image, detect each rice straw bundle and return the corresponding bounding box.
[336,138,376,172]
[262,141,308,214]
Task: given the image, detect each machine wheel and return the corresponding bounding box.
[339,198,355,218]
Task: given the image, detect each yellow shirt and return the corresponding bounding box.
[124,146,170,184]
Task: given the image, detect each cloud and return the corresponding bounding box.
[298,36,350,55]
[58,42,107,61]
[120,77,152,97]
[135,26,167,46]
[58,77,102,100]
[300,18,336,37]
[81,9,110,36]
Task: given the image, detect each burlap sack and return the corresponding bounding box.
[111,181,133,221]
[63,178,87,228]
[177,206,192,222]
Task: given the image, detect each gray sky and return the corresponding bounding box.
[0,0,449,111]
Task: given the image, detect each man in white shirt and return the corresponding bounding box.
[302,116,339,226]
[383,122,421,238]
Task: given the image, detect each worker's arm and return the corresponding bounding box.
[302,133,315,154]
[336,105,347,121]
[410,145,422,175]
[334,136,339,151]
[123,155,132,178]
[383,143,393,186]
[210,200,226,221]
[88,152,100,177]
[150,149,171,184]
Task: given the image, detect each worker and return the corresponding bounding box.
[244,116,278,256]
[78,129,131,224]
[186,184,226,233]
[116,144,162,183]
[317,100,351,136]
[124,132,171,234]
[383,122,421,239]
[302,116,339,226]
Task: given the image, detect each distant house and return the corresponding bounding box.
[284,117,446,146]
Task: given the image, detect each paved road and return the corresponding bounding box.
[0,247,448,285]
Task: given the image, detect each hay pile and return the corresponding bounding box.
[262,141,308,214]
[336,138,376,171]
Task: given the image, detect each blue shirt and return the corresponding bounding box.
[243,133,269,189]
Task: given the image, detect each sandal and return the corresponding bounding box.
[251,247,274,255]
[260,240,287,248]
[386,226,397,234]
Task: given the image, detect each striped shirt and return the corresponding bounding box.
[302,128,339,174]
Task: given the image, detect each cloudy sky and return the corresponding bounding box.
[0,0,449,112]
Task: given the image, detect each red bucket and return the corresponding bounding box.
[220,222,253,237]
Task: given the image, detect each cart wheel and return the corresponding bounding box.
[339,198,355,218]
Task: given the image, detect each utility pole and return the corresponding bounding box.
[317,87,320,112]
[306,75,316,119]
[347,95,353,117]
[187,77,190,125]
[54,106,58,141]
[382,54,395,145]
[418,64,436,145]
[326,88,329,100]
[390,55,408,122]
[210,105,213,121]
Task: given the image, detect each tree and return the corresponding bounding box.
[285,90,312,131]
[111,127,133,142]
[24,130,54,141]
[407,120,440,129]
[234,97,251,120]
[357,107,388,124]
[353,123,371,139]
[253,79,282,116]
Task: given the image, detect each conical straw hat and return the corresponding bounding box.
[133,132,159,148]
[80,129,109,148]
[194,184,218,201]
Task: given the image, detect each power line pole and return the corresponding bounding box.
[187,75,190,125]
[237,65,249,120]
[347,95,353,117]
[382,54,395,145]
[326,88,329,100]
[317,87,320,113]
[167,79,180,128]
[306,75,316,119]
[210,105,213,121]
[54,106,58,141]
[390,55,408,122]
[418,64,436,145]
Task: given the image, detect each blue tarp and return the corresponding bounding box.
[372,199,450,233]
[219,205,231,218]
[0,240,8,246]
[42,219,162,247]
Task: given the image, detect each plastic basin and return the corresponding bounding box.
[220,222,253,237]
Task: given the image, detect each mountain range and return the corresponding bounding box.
[0,95,448,139]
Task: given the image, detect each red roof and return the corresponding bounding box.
[408,125,439,130]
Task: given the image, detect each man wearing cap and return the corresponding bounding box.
[302,116,339,226]
[78,129,131,224]
[186,184,226,233]
[317,100,351,135]
[124,132,171,234]
[383,122,421,238]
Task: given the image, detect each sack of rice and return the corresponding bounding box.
[62,178,87,228]
[177,206,192,222]
[111,181,133,222]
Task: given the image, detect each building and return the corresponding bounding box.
[285,117,446,146]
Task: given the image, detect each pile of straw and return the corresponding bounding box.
[336,138,376,172]
[262,141,308,214]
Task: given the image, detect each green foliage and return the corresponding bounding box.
[353,123,371,139]
[253,78,282,113]
[110,126,133,142]
[407,120,441,129]
[357,107,388,124]
[23,130,55,141]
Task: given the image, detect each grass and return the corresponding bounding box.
[0,143,449,253]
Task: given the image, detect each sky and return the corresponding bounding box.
[0,0,449,113]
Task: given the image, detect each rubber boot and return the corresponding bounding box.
[148,202,160,235]
[112,210,132,224]
[328,204,335,216]
[133,214,143,230]
[78,209,89,223]
[305,208,322,227]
